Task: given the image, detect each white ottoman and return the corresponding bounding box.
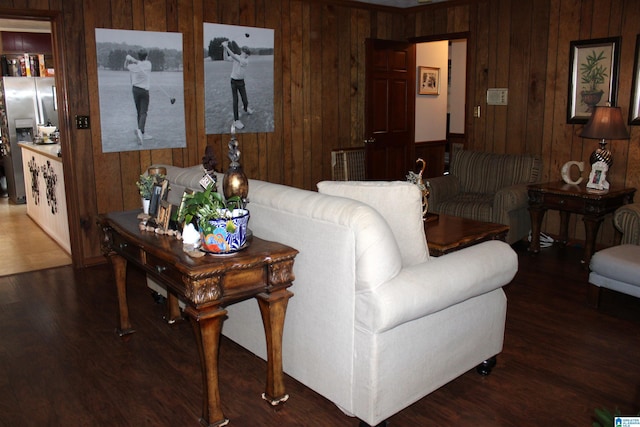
[588,244,640,307]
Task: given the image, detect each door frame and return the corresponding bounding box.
[0,9,79,267]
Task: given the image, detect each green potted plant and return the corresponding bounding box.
[580,49,608,112]
[177,183,249,253]
[136,173,165,214]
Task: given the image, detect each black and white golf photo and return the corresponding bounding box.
[95,28,186,153]
[203,23,274,134]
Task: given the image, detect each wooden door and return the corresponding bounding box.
[364,39,416,180]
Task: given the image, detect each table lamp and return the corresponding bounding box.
[580,105,630,167]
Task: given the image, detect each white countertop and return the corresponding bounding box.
[19,141,62,161]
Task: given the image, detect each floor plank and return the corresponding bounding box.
[0,242,638,426]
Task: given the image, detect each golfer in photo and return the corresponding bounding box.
[125,49,152,144]
[222,40,253,130]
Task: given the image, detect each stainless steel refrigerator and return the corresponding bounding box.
[0,76,58,204]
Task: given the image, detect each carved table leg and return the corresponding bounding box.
[109,254,135,337]
[558,211,570,245]
[186,306,229,427]
[257,289,294,406]
[528,207,545,254]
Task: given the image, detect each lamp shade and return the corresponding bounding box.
[580,106,630,140]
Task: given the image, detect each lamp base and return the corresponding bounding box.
[589,139,612,167]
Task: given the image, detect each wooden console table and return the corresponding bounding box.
[99,211,298,427]
[527,181,635,265]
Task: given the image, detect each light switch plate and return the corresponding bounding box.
[486,88,508,105]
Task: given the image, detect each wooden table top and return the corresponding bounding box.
[425,214,509,256]
[528,181,636,200]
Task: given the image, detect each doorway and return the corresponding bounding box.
[0,17,70,275]
[364,33,468,180]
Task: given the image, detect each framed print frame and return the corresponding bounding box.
[567,37,620,124]
[418,66,440,95]
[586,161,609,191]
[629,35,640,125]
[148,180,169,216]
[156,201,173,231]
[94,28,186,152]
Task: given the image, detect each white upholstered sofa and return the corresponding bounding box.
[151,164,518,426]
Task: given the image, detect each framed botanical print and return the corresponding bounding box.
[567,37,620,124]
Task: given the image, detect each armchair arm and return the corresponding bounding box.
[614,203,640,245]
[426,175,460,211]
[492,183,530,225]
[355,240,517,333]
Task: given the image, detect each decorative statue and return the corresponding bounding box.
[223,123,249,206]
[406,158,430,219]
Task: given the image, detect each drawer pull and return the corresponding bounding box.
[559,200,565,205]
[156,265,167,274]
[119,242,128,249]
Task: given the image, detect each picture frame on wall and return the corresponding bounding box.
[418,66,440,95]
[629,35,640,125]
[94,28,187,152]
[567,37,620,124]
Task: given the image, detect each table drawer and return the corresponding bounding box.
[538,193,585,212]
[111,232,142,263]
[145,253,184,287]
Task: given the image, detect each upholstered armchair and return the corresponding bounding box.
[613,203,640,245]
[588,203,640,307]
[428,150,543,244]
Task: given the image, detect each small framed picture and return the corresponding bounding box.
[156,201,173,231]
[148,183,163,216]
[418,66,440,95]
[586,161,609,190]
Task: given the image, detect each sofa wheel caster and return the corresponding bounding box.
[359,420,388,427]
[476,356,497,376]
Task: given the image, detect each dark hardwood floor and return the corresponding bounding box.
[0,242,638,426]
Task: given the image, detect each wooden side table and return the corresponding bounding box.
[527,181,635,265]
[99,211,298,427]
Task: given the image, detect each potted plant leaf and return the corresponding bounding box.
[177,183,249,254]
[580,49,608,112]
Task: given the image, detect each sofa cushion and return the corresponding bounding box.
[436,194,494,223]
[317,180,429,267]
[590,244,640,287]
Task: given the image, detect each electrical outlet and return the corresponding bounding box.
[75,115,90,129]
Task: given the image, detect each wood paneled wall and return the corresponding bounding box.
[1,0,638,265]
[404,0,640,247]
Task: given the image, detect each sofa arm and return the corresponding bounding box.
[355,240,517,333]
[492,183,530,224]
[614,203,640,245]
[427,175,460,211]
